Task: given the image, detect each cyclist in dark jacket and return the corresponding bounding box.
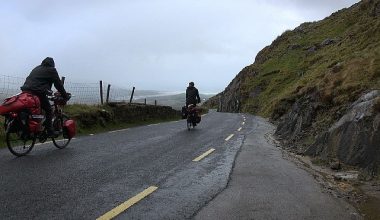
[186,82,201,106]
[21,57,68,137]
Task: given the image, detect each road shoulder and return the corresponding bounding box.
[194,116,360,220]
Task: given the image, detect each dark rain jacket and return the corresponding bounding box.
[186,86,201,105]
[21,57,68,98]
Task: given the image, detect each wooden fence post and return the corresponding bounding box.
[61,76,65,85]
[144,98,146,105]
[99,80,104,105]
[129,87,135,104]
[155,100,157,106]
[106,84,111,104]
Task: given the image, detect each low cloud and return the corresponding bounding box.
[0,0,359,92]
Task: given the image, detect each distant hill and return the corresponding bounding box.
[205,0,380,176]
[135,93,215,110]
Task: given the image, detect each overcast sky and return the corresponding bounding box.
[0,0,359,93]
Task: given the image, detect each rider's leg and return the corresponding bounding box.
[39,95,58,137]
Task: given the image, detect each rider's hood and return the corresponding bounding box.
[41,57,55,68]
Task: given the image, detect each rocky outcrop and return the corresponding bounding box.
[218,76,242,113]
[370,0,380,16]
[275,92,319,142]
[320,38,337,47]
[306,91,380,177]
[207,66,257,113]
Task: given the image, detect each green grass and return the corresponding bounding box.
[237,1,380,120]
[72,116,180,136]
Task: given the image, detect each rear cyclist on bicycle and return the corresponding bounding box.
[184,82,201,127]
[186,81,201,107]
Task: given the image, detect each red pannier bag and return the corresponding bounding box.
[63,119,76,138]
[0,92,41,115]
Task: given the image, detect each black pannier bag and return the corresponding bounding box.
[181,106,188,119]
[196,115,201,123]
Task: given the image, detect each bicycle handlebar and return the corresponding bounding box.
[48,92,72,105]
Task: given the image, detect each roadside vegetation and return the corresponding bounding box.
[241,3,379,118]
[0,103,181,148]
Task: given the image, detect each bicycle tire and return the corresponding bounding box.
[52,114,71,149]
[6,128,36,157]
[187,116,193,130]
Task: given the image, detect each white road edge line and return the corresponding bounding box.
[108,128,130,133]
[34,137,77,146]
[148,123,160,127]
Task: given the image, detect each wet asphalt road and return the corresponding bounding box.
[0,111,246,219]
[0,111,357,220]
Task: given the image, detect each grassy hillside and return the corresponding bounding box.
[207,0,380,119]
[205,0,380,171]
[244,2,379,117]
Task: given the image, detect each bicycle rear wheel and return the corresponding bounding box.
[187,122,191,130]
[6,131,36,156]
[187,117,193,130]
[52,114,71,149]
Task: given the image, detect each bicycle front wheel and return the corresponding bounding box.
[52,114,71,149]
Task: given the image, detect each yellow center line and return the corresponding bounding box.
[225,134,234,141]
[237,127,242,131]
[97,186,158,220]
[201,113,208,117]
[193,148,215,162]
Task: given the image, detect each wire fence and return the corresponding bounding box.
[0,74,146,105]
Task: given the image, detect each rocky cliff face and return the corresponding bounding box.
[212,66,258,113]
[205,65,261,113]
[306,91,380,176]
[205,0,380,176]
